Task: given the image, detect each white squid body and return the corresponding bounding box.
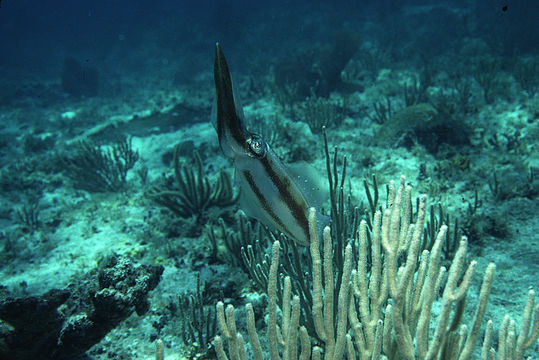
[213,43,326,245]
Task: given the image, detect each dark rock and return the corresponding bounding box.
[0,255,164,359]
[0,288,70,360]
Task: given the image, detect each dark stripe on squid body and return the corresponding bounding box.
[237,147,311,245]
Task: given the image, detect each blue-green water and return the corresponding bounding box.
[0,1,537,359]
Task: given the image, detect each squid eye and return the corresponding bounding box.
[248,136,266,157]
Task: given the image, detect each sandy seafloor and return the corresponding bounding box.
[0,3,538,360]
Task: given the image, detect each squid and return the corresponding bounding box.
[213,43,326,245]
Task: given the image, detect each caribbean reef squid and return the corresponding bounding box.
[213,43,326,246]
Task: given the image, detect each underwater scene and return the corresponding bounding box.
[0,0,538,359]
